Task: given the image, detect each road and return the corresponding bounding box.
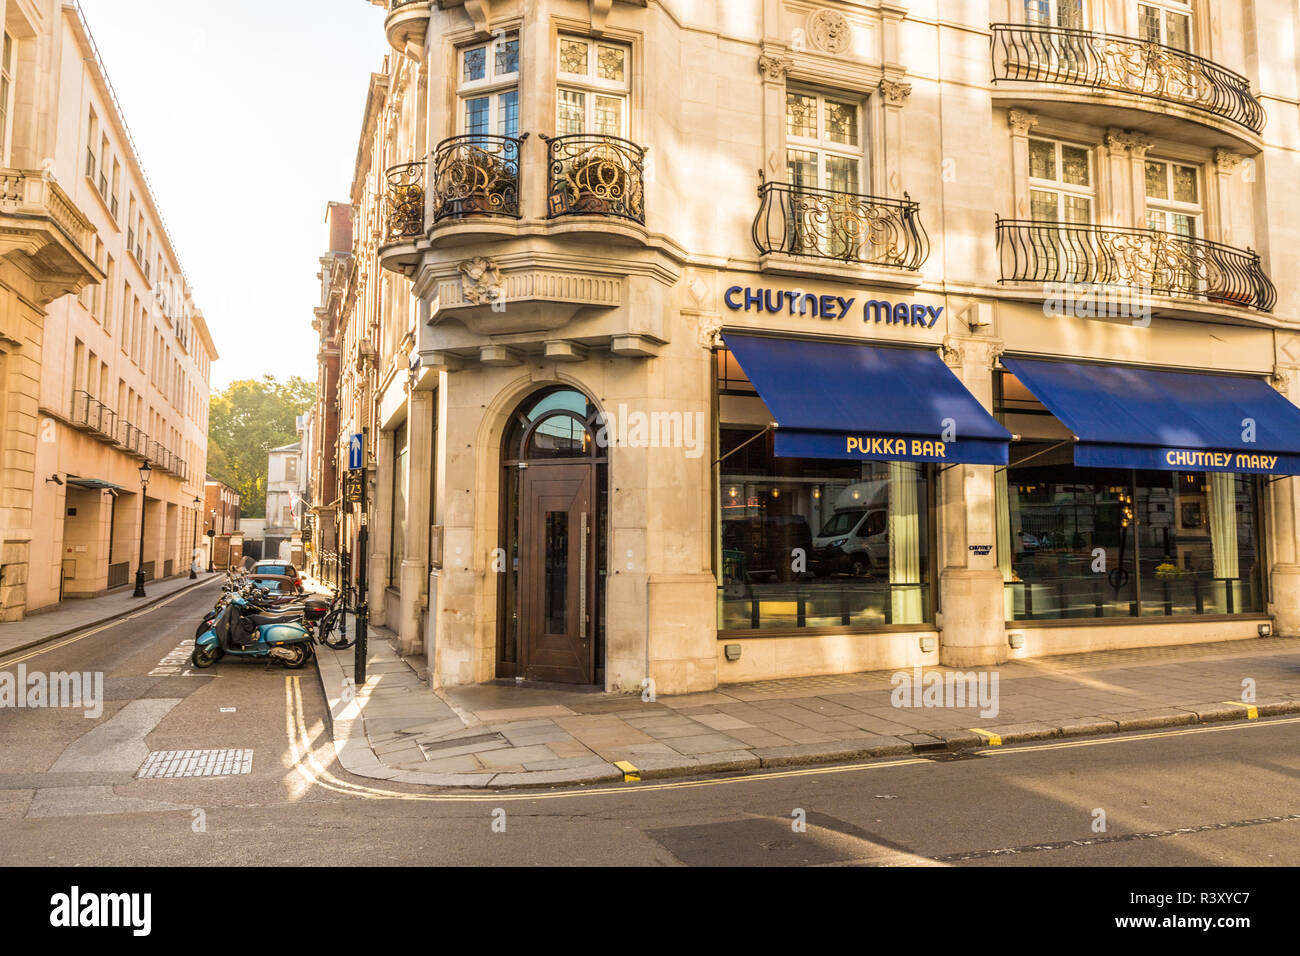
[1,581,1297,868]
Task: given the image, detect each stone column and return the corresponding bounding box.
[398,386,432,655]
[1007,110,1038,220]
[368,428,393,628]
[1214,150,1245,248]
[878,79,912,198]
[1269,353,1300,635]
[938,336,1007,667]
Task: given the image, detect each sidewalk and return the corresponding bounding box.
[0,573,221,658]
[314,629,1300,789]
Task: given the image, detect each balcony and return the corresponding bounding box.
[752,181,930,286]
[0,169,101,305]
[70,390,117,443]
[996,219,1276,313]
[116,420,148,458]
[431,134,524,224]
[384,160,425,243]
[543,134,646,226]
[384,0,430,58]
[991,24,1264,141]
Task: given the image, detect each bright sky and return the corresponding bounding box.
[77,0,389,391]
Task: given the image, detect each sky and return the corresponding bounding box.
[77,0,389,391]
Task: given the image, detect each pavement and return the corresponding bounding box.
[0,571,222,658]
[312,617,1300,789]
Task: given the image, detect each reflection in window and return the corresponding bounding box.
[718,429,931,631]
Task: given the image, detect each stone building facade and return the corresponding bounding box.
[314,0,1300,695]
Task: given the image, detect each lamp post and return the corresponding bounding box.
[189,495,201,579]
[132,460,153,598]
[208,508,217,573]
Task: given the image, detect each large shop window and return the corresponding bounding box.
[719,427,932,631]
[995,371,1267,620]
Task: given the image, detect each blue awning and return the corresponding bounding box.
[1002,356,1300,475]
[722,332,1011,465]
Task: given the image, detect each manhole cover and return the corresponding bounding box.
[137,749,253,779]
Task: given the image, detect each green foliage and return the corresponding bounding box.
[207,376,315,517]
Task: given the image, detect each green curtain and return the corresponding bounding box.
[996,469,1015,620]
[889,461,922,624]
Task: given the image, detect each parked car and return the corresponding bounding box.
[812,507,887,577]
[251,560,302,593]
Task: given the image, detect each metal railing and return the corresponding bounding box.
[990,23,1265,134]
[996,218,1276,312]
[383,160,426,242]
[70,390,117,439]
[543,134,645,224]
[752,180,930,269]
[431,134,525,223]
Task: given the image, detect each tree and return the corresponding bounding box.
[207,376,315,517]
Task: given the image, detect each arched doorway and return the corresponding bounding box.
[498,387,607,684]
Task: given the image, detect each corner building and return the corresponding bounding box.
[357,0,1300,694]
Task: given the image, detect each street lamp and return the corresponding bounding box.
[132,460,153,598]
[208,508,217,573]
[189,495,201,579]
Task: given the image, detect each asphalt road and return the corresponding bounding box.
[1,581,1298,868]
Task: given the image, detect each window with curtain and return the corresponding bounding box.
[996,372,1265,620]
[389,421,409,587]
[716,351,933,632]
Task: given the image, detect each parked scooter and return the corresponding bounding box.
[191,592,327,669]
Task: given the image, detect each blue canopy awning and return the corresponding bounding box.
[722,332,1011,465]
[1001,356,1300,475]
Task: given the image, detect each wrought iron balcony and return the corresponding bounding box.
[990,23,1265,135]
[431,134,524,223]
[383,160,425,243]
[996,218,1276,313]
[543,134,645,224]
[752,181,930,270]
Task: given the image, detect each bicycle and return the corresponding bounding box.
[315,589,354,650]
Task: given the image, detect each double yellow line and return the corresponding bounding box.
[282,676,1300,804]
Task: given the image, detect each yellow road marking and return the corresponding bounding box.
[282,677,1300,804]
[0,581,218,667]
[613,760,640,781]
[1224,701,1259,719]
[969,728,1002,746]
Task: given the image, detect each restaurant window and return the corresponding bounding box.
[556,36,630,137]
[716,349,933,632]
[389,420,409,587]
[995,372,1265,620]
[1138,0,1191,51]
[459,32,519,139]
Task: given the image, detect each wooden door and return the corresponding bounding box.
[519,462,594,683]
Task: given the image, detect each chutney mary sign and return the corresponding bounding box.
[723,285,944,331]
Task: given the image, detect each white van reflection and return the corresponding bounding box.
[812,478,892,578]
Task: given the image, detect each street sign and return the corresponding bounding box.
[348,433,364,470]
[344,472,363,504]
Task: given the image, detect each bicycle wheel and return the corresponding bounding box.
[322,608,354,649]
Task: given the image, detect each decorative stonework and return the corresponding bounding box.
[758,53,794,81]
[879,79,912,107]
[940,338,964,368]
[1273,369,1293,394]
[1216,149,1245,173]
[692,313,724,349]
[1007,109,1038,135]
[459,255,504,305]
[808,10,852,54]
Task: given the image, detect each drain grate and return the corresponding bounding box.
[137,749,253,779]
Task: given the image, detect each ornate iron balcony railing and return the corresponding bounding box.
[383,160,425,242]
[431,134,524,223]
[996,218,1276,313]
[543,134,645,224]
[752,181,930,270]
[990,23,1265,134]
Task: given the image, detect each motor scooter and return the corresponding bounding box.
[192,593,326,669]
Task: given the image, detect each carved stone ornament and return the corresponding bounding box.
[758,54,794,81]
[459,256,504,305]
[808,10,852,54]
[879,79,912,107]
[1216,149,1245,173]
[694,314,724,350]
[1272,369,1293,394]
[940,338,964,368]
[1007,109,1038,135]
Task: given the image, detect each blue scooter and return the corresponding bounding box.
[192,593,324,669]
